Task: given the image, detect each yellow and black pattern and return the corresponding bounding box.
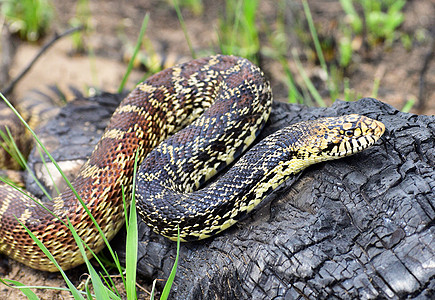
[136,114,385,241]
[0,55,273,271]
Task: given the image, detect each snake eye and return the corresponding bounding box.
[345,130,354,137]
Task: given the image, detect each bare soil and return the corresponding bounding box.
[1,0,434,298]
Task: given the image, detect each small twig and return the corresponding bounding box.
[2,26,84,96]
[136,281,152,296]
[418,33,435,111]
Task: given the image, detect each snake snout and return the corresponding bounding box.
[355,115,385,144]
[371,119,386,138]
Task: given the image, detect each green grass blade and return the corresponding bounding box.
[371,77,380,98]
[302,0,337,101]
[125,151,140,299]
[15,219,85,300]
[85,288,93,299]
[96,253,125,297]
[92,253,122,296]
[401,98,415,113]
[291,49,326,107]
[0,127,23,168]
[97,273,124,300]
[150,279,157,300]
[107,288,122,300]
[229,0,243,55]
[160,226,181,299]
[303,0,326,73]
[85,277,93,300]
[118,13,150,93]
[0,279,88,295]
[172,0,196,58]
[122,184,129,228]
[68,218,113,300]
[0,279,40,300]
[0,127,54,201]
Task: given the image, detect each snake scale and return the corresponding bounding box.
[0,55,385,271]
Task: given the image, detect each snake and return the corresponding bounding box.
[0,55,385,272]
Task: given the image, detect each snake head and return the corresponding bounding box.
[310,114,385,159]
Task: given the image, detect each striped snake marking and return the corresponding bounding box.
[0,55,385,271]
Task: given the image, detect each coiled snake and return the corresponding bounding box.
[0,55,385,271]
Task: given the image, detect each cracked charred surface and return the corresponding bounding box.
[121,98,434,299]
[26,96,434,299]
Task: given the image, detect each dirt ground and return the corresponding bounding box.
[0,0,434,299]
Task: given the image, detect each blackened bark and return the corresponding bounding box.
[27,95,435,299]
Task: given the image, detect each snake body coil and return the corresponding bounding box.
[0,55,384,271]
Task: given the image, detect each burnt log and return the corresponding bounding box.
[26,95,435,299]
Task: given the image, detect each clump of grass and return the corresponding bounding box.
[67,0,102,92]
[337,27,354,68]
[361,0,406,45]
[1,0,53,41]
[291,0,407,105]
[338,0,406,67]
[264,0,332,106]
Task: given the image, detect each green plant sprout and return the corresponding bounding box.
[338,0,406,67]
[361,0,405,44]
[1,0,53,41]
